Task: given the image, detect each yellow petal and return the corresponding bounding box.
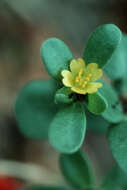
[70,58,85,74]
[86,63,98,71]
[71,86,87,95]
[61,70,73,87]
[86,82,102,94]
[86,63,103,81]
[77,58,86,68]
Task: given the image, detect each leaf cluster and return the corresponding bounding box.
[14,24,127,190]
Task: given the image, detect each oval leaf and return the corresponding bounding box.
[15,80,59,139]
[55,87,73,104]
[104,35,126,80]
[118,35,127,94]
[59,151,95,189]
[86,92,108,115]
[108,122,127,173]
[49,102,86,153]
[41,38,73,79]
[99,81,124,123]
[83,24,122,68]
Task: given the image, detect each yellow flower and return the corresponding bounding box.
[61,58,103,95]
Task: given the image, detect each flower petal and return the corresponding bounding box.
[86,63,103,81]
[71,86,87,95]
[86,82,102,94]
[70,58,86,74]
[61,70,73,87]
[77,58,86,68]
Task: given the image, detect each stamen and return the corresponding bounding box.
[75,70,92,88]
[75,77,79,82]
[83,81,87,88]
[78,69,83,78]
[85,73,92,81]
[79,79,82,86]
[85,77,90,81]
[75,69,83,83]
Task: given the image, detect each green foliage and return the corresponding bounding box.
[83,24,121,68]
[13,21,127,190]
[60,150,95,189]
[15,23,124,156]
[85,109,109,134]
[118,35,127,94]
[86,92,108,115]
[104,35,126,80]
[41,38,73,80]
[104,34,127,95]
[99,81,124,123]
[25,186,69,190]
[108,122,127,173]
[15,80,59,139]
[120,77,127,94]
[101,165,127,190]
[49,102,86,153]
[55,87,73,104]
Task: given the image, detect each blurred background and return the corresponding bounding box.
[0,0,127,188]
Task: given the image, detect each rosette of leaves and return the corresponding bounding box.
[15,24,124,153]
[104,34,127,94]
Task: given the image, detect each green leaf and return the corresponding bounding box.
[49,102,86,153]
[108,122,127,173]
[85,109,109,135]
[113,79,124,95]
[55,87,73,104]
[109,35,127,95]
[41,38,73,79]
[83,24,122,68]
[121,77,127,94]
[103,34,127,95]
[25,185,69,190]
[101,165,127,190]
[86,92,108,115]
[15,80,59,139]
[99,81,124,123]
[118,35,127,94]
[59,150,95,189]
[104,35,126,80]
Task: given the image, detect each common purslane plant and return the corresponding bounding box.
[15,24,127,190]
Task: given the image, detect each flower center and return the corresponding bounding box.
[75,70,92,89]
